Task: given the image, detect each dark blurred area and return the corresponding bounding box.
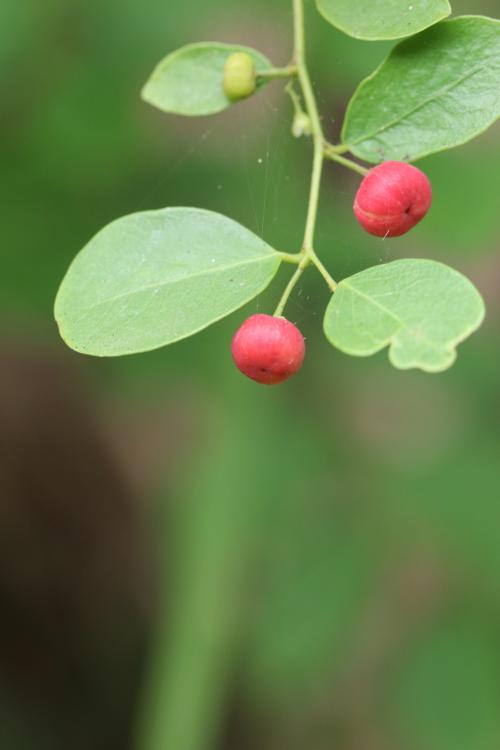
[1,1,500,749]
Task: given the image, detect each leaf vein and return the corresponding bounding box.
[72,253,277,318]
[347,63,487,148]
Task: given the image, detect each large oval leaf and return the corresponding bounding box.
[342,16,500,162]
[55,208,281,356]
[316,0,450,41]
[141,43,272,116]
[324,259,485,372]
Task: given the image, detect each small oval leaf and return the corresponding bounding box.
[342,16,500,162]
[316,0,450,41]
[55,208,281,356]
[142,43,272,116]
[324,259,485,372]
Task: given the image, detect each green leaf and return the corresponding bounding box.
[54,208,281,357]
[141,43,272,116]
[316,0,450,41]
[323,259,485,372]
[342,16,500,162]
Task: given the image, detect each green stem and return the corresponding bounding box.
[286,81,305,116]
[308,248,337,292]
[271,0,340,316]
[303,134,324,252]
[273,257,310,317]
[278,250,302,264]
[293,0,337,291]
[325,142,349,155]
[257,65,298,79]
[324,145,369,177]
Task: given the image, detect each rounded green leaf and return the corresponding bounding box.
[54,208,281,357]
[342,16,500,162]
[323,259,485,373]
[141,43,272,116]
[316,0,450,41]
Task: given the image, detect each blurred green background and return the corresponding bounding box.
[1,1,500,749]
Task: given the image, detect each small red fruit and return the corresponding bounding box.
[353,160,432,238]
[231,313,305,385]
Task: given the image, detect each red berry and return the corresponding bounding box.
[231,314,305,385]
[353,161,432,238]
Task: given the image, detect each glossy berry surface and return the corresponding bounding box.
[231,314,305,385]
[353,161,432,237]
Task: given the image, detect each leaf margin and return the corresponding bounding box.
[141,41,273,117]
[340,15,500,163]
[54,206,283,357]
[323,258,486,373]
[315,0,451,41]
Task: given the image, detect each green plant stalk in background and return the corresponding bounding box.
[133,390,322,750]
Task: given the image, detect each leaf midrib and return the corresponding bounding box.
[342,280,444,353]
[67,252,278,316]
[345,63,487,148]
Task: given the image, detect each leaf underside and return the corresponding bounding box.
[324,259,485,373]
[55,207,281,357]
[142,42,272,116]
[342,16,500,162]
[316,0,450,41]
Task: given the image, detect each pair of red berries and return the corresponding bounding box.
[232,161,432,384]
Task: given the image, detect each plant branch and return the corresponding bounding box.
[273,257,310,317]
[257,65,298,80]
[286,82,304,115]
[278,250,303,264]
[324,144,369,176]
[325,142,349,155]
[302,132,324,251]
[293,0,337,286]
[308,248,337,292]
[273,0,339,315]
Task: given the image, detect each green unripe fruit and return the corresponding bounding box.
[223,52,256,101]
